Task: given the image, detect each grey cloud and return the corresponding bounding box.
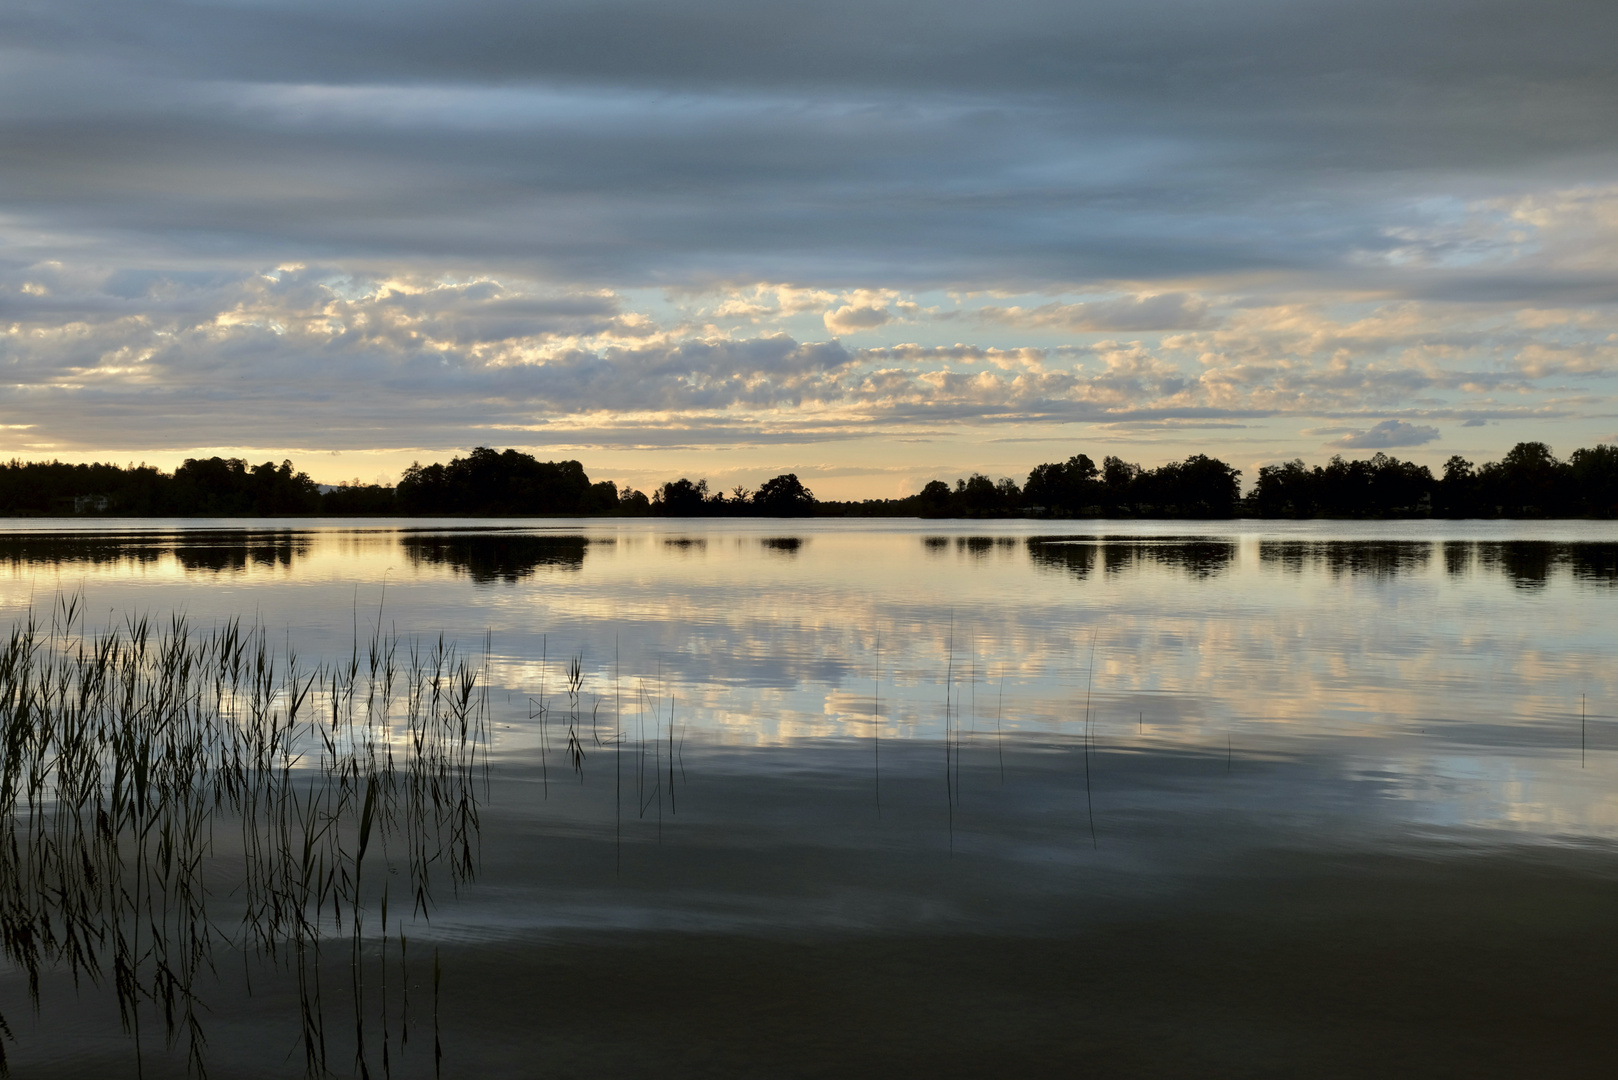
[1326,420,1442,449]
[8,2,1616,114]
[2,2,1617,290]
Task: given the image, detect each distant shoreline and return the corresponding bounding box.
[3,508,1616,521]
[5,440,1616,519]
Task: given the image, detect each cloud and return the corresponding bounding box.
[824,304,891,334]
[0,260,1604,464]
[1326,420,1442,450]
[4,2,1618,290]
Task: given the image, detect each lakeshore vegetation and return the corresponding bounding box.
[2,441,1617,519]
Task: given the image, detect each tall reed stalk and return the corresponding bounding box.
[0,595,485,1078]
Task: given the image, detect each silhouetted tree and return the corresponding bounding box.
[1253,453,1429,517]
[1023,454,1098,514]
[1254,459,1314,516]
[1569,444,1618,517]
[1364,453,1432,513]
[1149,454,1244,516]
[397,448,619,515]
[1100,456,1142,512]
[753,473,817,516]
[619,485,651,514]
[0,459,168,515]
[653,478,710,515]
[917,480,953,517]
[171,458,320,516]
[1086,454,1242,517]
[1479,441,1571,516]
[320,481,398,515]
[954,473,1018,516]
[1437,455,1481,517]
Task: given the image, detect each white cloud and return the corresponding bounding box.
[824,304,891,334]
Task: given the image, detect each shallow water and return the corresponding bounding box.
[2,517,1616,1077]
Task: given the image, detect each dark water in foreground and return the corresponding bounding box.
[2,518,1616,1077]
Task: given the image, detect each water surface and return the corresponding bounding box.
[2,517,1616,1077]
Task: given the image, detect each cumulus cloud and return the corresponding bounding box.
[0,258,1607,463]
[1326,421,1442,450]
[824,304,891,334]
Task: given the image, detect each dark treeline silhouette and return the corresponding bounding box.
[830,441,1618,518]
[0,448,637,518]
[1253,442,1618,518]
[0,446,825,518]
[651,473,818,516]
[397,448,624,515]
[5,440,1617,518]
[0,457,323,516]
[825,452,1243,517]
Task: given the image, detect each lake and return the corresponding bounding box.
[2,517,1616,1078]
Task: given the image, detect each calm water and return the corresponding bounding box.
[3,518,1617,1077]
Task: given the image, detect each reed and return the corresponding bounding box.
[1082,628,1097,849]
[996,669,1005,785]
[944,616,955,850]
[0,594,485,1077]
[873,632,882,815]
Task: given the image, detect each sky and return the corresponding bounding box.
[3,0,1618,499]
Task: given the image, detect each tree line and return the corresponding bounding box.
[818,452,1245,517]
[0,447,819,518]
[395,448,818,516]
[847,442,1617,518]
[2,441,1615,518]
[0,457,326,516]
[1252,442,1618,518]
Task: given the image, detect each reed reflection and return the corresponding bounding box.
[0,595,484,1076]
